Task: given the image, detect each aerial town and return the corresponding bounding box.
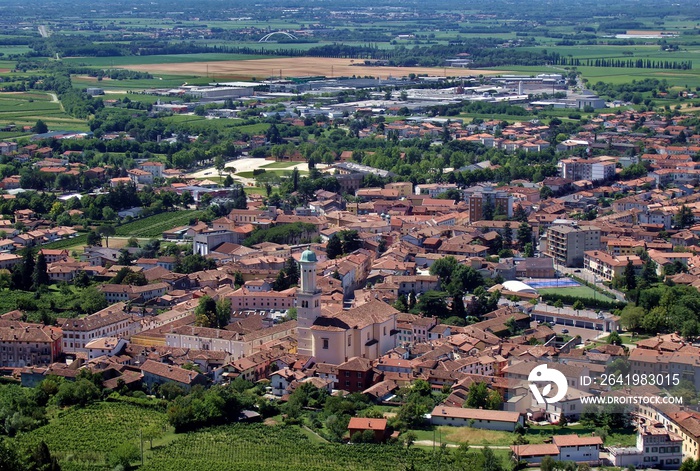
[1,0,700,469]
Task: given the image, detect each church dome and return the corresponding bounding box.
[300,249,317,263]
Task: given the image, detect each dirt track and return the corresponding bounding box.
[121,57,502,80]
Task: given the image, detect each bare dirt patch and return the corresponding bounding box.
[0,69,10,73]
[121,57,503,80]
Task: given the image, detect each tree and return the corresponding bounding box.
[641,259,659,286]
[194,295,218,328]
[0,438,22,471]
[34,119,48,134]
[503,222,513,248]
[233,271,244,288]
[416,291,449,317]
[326,234,342,260]
[675,205,695,229]
[142,423,164,450]
[393,294,409,313]
[540,185,554,199]
[214,155,226,181]
[75,287,107,314]
[402,430,417,448]
[481,447,504,471]
[517,222,533,249]
[681,319,700,340]
[266,123,282,144]
[27,440,61,471]
[215,298,231,328]
[572,300,585,311]
[465,381,490,409]
[86,230,102,247]
[482,199,495,221]
[107,442,140,470]
[680,458,697,471]
[32,252,49,289]
[608,331,622,346]
[340,230,361,254]
[325,414,350,442]
[12,248,35,291]
[623,259,637,290]
[513,204,528,222]
[102,206,116,221]
[540,455,556,471]
[117,249,133,266]
[123,271,147,286]
[97,225,115,248]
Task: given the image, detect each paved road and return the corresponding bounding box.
[551,324,607,343]
[187,157,328,186]
[38,25,49,38]
[414,440,509,449]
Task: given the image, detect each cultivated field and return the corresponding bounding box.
[122,57,503,80]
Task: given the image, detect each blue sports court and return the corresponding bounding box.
[526,278,581,289]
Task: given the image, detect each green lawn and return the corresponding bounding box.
[410,426,516,446]
[261,161,300,169]
[114,210,202,238]
[236,169,306,179]
[539,285,601,300]
[619,332,653,344]
[63,53,274,68]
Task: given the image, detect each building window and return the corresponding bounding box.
[322,338,329,349]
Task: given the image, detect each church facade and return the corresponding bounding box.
[296,249,398,365]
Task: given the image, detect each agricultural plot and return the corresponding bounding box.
[17,402,168,471]
[0,92,88,129]
[121,57,502,81]
[63,53,272,67]
[162,115,269,133]
[114,210,202,238]
[142,424,456,471]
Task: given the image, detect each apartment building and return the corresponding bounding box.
[61,303,140,353]
[560,157,616,182]
[0,322,62,367]
[464,185,513,222]
[544,224,601,267]
[583,251,643,282]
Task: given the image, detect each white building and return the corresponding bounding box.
[60,303,140,354]
[430,406,524,432]
[554,435,603,464]
[608,423,683,469]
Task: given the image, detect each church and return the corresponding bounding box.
[296,249,398,365]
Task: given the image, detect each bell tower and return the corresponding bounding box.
[297,249,321,357]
